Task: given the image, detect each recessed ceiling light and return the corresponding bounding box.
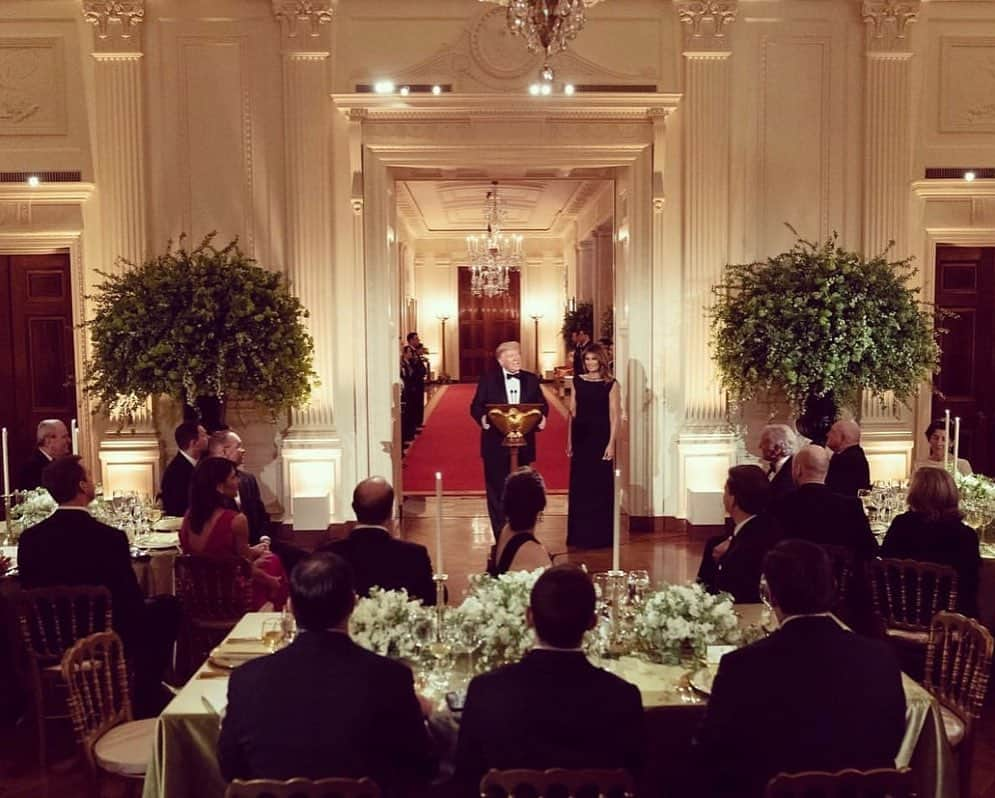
[964,170,977,181]
[373,80,395,94]
[26,175,40,187]
[564,84,575,95]
[431,85,442,95]
[399,86,410,96]
[529,84,540,96]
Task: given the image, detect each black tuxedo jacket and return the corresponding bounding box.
[220,470,270,544]
[881,511,981,617]
[454,649,644,793]
[469,369,548,464]
[825,445,872,498]
[160,452,194,518]
[698,514,783,603]
[16,508,146,648]
[774,483,878,559]
[695,616,906,798]
[218,630,436,796]
[318,526,436,606]
[16,449,52,491]
[768,457,796,502]
[572,341,591,376]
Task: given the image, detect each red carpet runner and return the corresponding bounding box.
[402,383,569,494]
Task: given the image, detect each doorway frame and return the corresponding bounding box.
[332,93,681,518]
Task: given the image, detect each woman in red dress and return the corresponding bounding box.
[180,456,288,610]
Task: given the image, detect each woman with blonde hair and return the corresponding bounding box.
[881,467,980,616]
[566,343,621,548]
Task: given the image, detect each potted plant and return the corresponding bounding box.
[560,301,594,349]
[84,234,318,430]
[711,233,942,443]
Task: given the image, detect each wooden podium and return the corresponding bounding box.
[485,403,545,471]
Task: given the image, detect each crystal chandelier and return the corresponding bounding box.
[479,0,606,81]
[466,182,524,298]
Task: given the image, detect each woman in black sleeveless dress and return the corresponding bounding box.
[567,343,620,548]
[486,467,553,576]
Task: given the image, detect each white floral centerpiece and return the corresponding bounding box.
[957,472,995,545]
[9,487,57,534]
[449,568,544,672]
[633,582,742,665]
[349,587,432,660]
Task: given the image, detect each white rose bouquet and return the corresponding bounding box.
[349,588,432,661]
[10,487,57,532]
[634,582,741,665]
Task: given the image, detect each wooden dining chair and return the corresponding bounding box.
[479,768,635,798]
[224,777,381,798]
[61,630,155,798]
[174,554,253,679]
[764,767,916,798]
[923,611,994,798]
[13,585,113,768]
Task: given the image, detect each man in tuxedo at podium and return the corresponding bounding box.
[470,341,548,540]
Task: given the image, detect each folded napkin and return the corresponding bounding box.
[201,680,229,715]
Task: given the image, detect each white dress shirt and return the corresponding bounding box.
[504,369,521,404]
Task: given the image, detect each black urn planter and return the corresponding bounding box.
[182,394,227,433]
[795,392,839,447]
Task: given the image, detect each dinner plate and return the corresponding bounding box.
[136,532,180,550]
[208,647,267,670]
[154,517,183,532]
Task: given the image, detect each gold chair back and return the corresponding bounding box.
[868,558,958,631]
[225,777,382,798]
[924,611,994,727]
[15,585,113,664]
[61,631,133,784]
[764,767,916,798]
[479,768,635,798]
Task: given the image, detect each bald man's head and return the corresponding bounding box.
[826,419,861,453]
[352,477,395,526]
[792,445,831,485]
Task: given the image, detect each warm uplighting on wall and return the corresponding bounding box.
[616,225,629,243]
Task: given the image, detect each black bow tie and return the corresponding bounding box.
[506,373,521,380]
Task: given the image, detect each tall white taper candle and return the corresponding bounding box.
[435,472,443,574]
[71,418,79,455]
[1,427,9,497]
[944,409,951,470]
[954,417,961,474]
[612,468,621,571]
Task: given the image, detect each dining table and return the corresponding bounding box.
[141,605,955,798]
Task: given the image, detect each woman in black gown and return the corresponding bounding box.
[566,343,621,548]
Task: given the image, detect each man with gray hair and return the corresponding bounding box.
[825,419,871,497]
[758,423,797,502]
[16,419,71,490]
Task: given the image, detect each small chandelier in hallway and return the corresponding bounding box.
[479,0,606,81]
[466,181,524,298]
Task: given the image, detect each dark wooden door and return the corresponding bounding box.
[457,268,521,380]
[932,246,995,475]
[0,253,77,484]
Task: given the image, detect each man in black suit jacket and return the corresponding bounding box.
[698,465,781,603]
[218,552,436,796]
[571,328,592,376]
[759,424,797,502]
[469,341,549,539]
[773,445,878,559]
[159,421,207,517]
[455,565,644,794]
[696,540,905,798]
[16,419,71,490]
[318,477,436,605]
[825,420,872,497]
[17,456,179,717]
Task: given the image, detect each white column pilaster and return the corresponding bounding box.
[273,1,342,528]
[858,0,920,475]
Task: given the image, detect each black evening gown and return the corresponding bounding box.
[567,377,615,548]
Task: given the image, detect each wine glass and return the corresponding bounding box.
[260,618,283,652]
[627,570,651,607]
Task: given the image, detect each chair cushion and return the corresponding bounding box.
[94,718,156,777]
[885,628,929,644]
[939,705,966,747]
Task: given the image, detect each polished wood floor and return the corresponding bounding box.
[3,495,995,796]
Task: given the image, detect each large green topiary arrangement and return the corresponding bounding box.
[710,233,942,415]
[84,234,318,419]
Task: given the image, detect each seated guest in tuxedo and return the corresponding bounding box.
[695,540,906,798]
[759,424,797,501]
[180,457,288,610]
[454,565,644,793]
[487,467,553,576]
[318,476,436,605]
[825,419,872,497]
[219,552,436,795]
[882,467,981,617]
[159,421,208,517]
[16,419,71,490]
[17,456,180,717]
[697,465,781,603]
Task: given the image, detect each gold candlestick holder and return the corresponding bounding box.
[432,573,449,641]
[2,493,13,546]
[602,569,630,656]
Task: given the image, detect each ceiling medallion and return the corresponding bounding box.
[466,182,524,298]
[478,0,606,82]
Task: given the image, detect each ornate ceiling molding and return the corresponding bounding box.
[862,0,920,51]
[674,0,738,52]
[272,0,336,39]
[81,1,145,40]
